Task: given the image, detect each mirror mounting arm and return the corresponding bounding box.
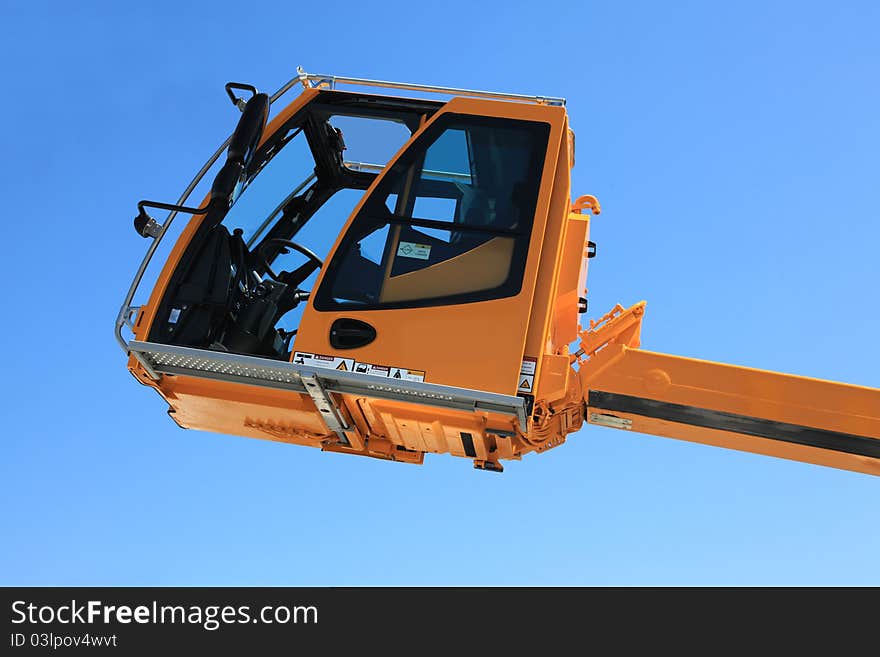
[133,199,212,239]
[225,82,258,111]
[133,85,268,239]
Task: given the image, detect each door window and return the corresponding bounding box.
[314,114,550,310]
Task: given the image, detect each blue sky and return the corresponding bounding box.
[1,0,878,585]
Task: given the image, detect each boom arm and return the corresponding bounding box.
[576,303,880,476]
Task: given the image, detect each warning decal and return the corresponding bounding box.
[518,374,534,393]
[354,362,391,377]
[518,357,537,393]
[293,352,355,372]
[389,367,426,383]
[294,353,426,383]
[396,241,431,260]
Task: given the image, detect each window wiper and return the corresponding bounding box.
[344,160,472,182]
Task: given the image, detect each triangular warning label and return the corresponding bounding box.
[519,378,531,390]
[393,370,402,379]
[336,361,348,371]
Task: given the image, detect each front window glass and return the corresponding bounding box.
[221,126,315,245]
[315,114,550,309]
[268,187,367,330]
[146,94,434,356]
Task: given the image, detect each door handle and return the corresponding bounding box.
[329,318,377,349]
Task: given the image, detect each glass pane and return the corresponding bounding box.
[327,223,391,305]
[265,187,369,332]
[412,196,457,223]
[359,225,390,264]
[267,188,364,276]
[422,128,471,181]
[385,192,399,214]
[421,122,538,232]
[221,128,314,243]
[330,115,412,170]
[317,114,549,310]
[389,224,495,278]
[412,225,453,243]
[382,234,516,304]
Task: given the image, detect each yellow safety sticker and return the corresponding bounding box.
[389,367,426,383]
[518,374,534,393]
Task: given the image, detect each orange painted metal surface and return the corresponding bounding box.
[582,347,880,476]
[576,303,880,475]
[294,97,567,395]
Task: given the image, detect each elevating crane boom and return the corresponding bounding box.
[576,302,880,476]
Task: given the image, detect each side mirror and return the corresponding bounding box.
[133,83,270,239]
[210,87,270,207]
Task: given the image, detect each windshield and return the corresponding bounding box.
[220,113,415,271]
[221,126,315,245]
[145,91,440,359]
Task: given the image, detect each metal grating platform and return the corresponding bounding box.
[129,341,527,432]
[142,346,306,387]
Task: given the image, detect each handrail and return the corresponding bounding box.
[296,67,566,106]
[113,134,232,351]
